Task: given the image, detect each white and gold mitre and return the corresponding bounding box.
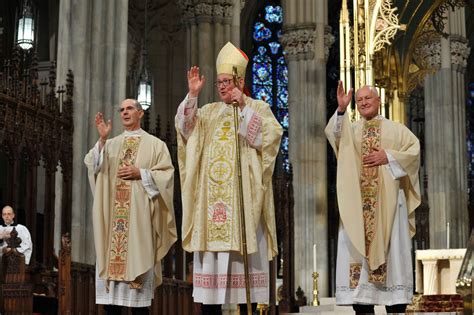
[216,42,249,78]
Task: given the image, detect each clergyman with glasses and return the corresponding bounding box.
[175,42,282,315]
[84,99,177,315]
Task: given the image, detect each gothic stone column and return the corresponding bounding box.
[56,0,129,263]
[281,0,333,298]
[179,0,235,105]
[424,8,470,249]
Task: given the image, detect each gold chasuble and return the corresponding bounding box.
[325,114,420,271]
[176,97,282,260]
[85,130,177,288]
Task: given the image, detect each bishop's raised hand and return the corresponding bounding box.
[337,80,353,112]
[188,66,205,98]
[95,112,112,142]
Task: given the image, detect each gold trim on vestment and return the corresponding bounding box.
[207,109,235,247]
[108,136,141,281]
[360,119,387,283]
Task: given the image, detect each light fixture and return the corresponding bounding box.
[137,46,152,110]
[136,0,153,110]
[16,0,35,50]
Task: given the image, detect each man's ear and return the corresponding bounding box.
[239,77,245,89]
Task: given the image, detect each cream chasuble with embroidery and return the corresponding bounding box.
[325,113,421,271]
[176,97,282,260]
[85,131,177,288]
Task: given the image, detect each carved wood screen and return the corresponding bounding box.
[0,48,74,269]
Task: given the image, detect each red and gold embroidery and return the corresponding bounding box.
[247,112,262,146]
[360,119,381,256]
[349,263,362,289]
[108,136,141,281]
[194,272,268,289]
[368,263,387,284]
[360,119,387,283]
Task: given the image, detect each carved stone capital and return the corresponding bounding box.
[421,42,442,69]
[177,0,195,21]
[195,2,214,20]
[179,0,234,24]
[213,0,233,21]
[413,30,442,70]
[281,26,316,60]
[213,3,225,18]
[450,35,470,70]
[223,4,234,18]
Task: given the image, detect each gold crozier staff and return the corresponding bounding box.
[231,66,252,315]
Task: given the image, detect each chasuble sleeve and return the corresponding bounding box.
[383,123,421,236]
[248,99,283,259]
[147,138,178,264]
[250,100,283,185]
[325,111,344,154]
[176,94,198,140]
[324,112,367,260]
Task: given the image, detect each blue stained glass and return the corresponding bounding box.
[283,158,290,172]
[253,62,272,84]
[277,63,288,85]
[252,4,289,171]
[281,135,289,151]
[277,87,288,108]
[281,112,289,128]
[265,6,283,23]
[254,85,273,106]
[253,53,270,66]
[268,42,280,54]
[253,22,272,41]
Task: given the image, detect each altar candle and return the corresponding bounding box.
[313,244,317,272]
[447,222,450,249]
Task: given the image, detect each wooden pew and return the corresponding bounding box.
[0,229,193,315]
[58,233,72,314]
[1,227,33,314]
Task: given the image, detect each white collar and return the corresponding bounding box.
[123,128,143,136]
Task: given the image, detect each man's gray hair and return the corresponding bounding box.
[357,85,379,97]
[131,99,143,110]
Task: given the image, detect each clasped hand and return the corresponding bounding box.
[117,165,141,180]
[363,148,388,167]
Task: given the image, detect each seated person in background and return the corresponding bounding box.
[0,205,33,264]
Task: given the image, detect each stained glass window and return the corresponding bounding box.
[252,3,289,170]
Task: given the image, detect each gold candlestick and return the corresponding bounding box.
[312,272,320,306]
